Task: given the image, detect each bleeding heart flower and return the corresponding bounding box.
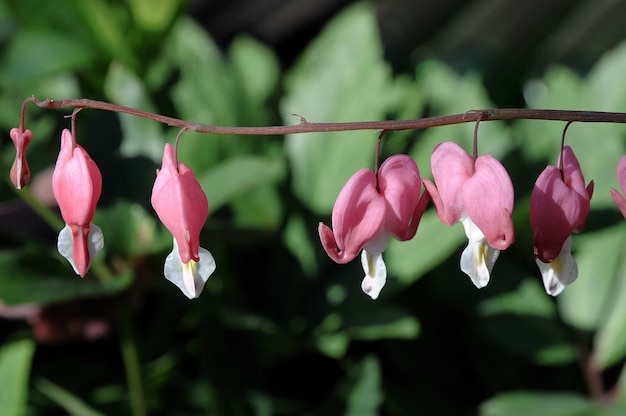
[52,129,103,277]
[423,141,515,288]
[151,143,215,299]
[530,145,593,296]
[610,155,626,219]
[9,127,33,189]
[318,154,428,299]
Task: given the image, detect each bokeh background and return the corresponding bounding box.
[2,0,626,415]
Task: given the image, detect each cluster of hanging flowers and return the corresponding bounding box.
[8,123,216,299]
[7,110,625,301]
[319,136,603,300]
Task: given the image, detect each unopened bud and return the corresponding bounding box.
[9,128,33,189]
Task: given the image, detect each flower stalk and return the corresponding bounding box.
[22,96,626,136]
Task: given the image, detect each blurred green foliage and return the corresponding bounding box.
[1,1,626,415]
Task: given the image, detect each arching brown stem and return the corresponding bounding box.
[26,96,626,137]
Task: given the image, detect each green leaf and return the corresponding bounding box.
[0,31,94,88]
[558,225,626,331]
[315,286,419,357]
[128,0,180,32]
[230,35,280,107]
[478,279,576,366]
[615,361,626,406]
[166,18,238,172]
[282,215,319,277]
[0,250,133,306]
[588,40,626,112]
[479,391,594,416]
[231,185,283,229]
[104,62,165,162]
[386,210,465,285]
[35,377,106,416]
[584,40,626,207]
[478,290,576,366]
[0,336,35,416]
[281,2,396,213]
[478,278,556,318]
[597,403,626,416]
[344,315,419,341]
[519,66,589,161]
[345,356,383,416]
[197,156,286,213]
[415,60,512,159]
[93,200,169,258]
[164,18,280,174]
[0,2,13,43]
[593,225,626,368]
[70,0,139,70]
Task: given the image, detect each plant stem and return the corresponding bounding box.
[578,346,609,405]
[27,96,626,136]
[117,300,146,416]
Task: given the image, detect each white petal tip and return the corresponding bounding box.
[536,257,577,297]
[459,226,499,289]
[361,278,381,300]
[360,250,387,300]
[536,237,577,296]
[164,245,216,299]
[57,224,104,276]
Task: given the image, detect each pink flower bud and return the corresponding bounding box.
[530,145,593,295]
[610,155,626,219]
[151,143,215,299]
[9,127,33,189]
[52,129,103,277]
[531,146,593,263]
[151,143,208,264]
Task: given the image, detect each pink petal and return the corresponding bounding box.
[462,155,515,250]
[560,146,592,232]
[70,224,90,277]
[617,155,626,193]
[429,142,474,225]
[377,154,423,240]
[151,143,209,263]
[318,169,386,263]
[611,188,626,219]
[612,155,626,219]
[530,153,591,263]
[9,128,33,189]
[52,129,102,227]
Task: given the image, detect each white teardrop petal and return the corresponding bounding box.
[164,239,216,299]
[88,223,104,259]
[360,249,387,300]
[56,223,104,276]
[536,236,577,296]
[459,217,499,288]
[57,224,78,274]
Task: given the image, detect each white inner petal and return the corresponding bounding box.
[57,225,77,274]
[360,249,387,300]
[57,223,104,276]
[89,224,104,259]
[363,232,388,256]
[459,217,499,288]
[164,238,216,299]
[536,236,578,296]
